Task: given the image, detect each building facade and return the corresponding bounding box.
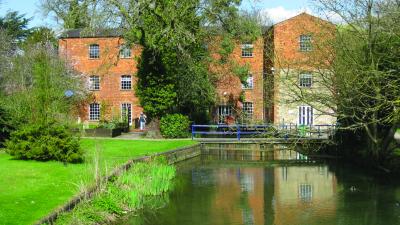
[59,31,143,127]
[266,13,337,126]
[59,13,336,127]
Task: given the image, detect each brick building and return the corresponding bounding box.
[265,13,336,126]
[210,36,265,124]
[59,13,336,127]
[59,30,143,127]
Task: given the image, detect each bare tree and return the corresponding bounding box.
[280,0,400,160]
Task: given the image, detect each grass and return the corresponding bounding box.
[55,158,176,225]
[0,138,196,225]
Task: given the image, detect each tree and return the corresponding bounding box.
[105,0,263,120]
[41,0,91,29]
[23,27,57,49]
[0,11,31,42]
[0,43,86,127]
[283,0,400,163]
[41,0,263,123]
[135,48,176,118]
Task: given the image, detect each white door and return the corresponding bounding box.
[218,105,232,124]
[121,103,132,126]
[299,106,313,125]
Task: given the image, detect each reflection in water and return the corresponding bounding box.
[116,146,400,225]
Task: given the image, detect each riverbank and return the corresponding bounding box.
[0,139,196,225]
[54,158,176,225]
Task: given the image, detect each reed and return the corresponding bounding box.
[54,157,176,225]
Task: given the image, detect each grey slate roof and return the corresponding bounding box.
[59,28,123,39]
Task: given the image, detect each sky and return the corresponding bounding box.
[0,0,318,28]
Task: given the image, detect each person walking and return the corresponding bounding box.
[139,112,147,130]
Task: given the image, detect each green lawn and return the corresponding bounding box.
[0,138,196,225]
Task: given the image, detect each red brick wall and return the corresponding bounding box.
[210,37,265,122]
[59,37,143,124]
[59,35,265,125]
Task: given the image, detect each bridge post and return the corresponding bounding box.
[237,124,241,141]
[191,124,195,140]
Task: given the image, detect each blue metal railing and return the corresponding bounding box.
[191,124,337,140]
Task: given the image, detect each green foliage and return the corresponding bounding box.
[0,11,31,42]
[233,63,250,84]
[92,188,124,215]
[5,123,84,163]
[136,48,177,118]
[41,0,90,29]
[0,105,13,146]
[218,36,235,63]
[232,10,263,43]
[55,159,177,225]
[1,44,85,128]
[0,139,195,225]
[22,27,57,49]
[160,114,191,138]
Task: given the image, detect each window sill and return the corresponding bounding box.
[241,56,254,58]
[88,58,100,60]
[299,86,312,88]
[120,57,132,59]
[242,88,254,90]
[120,89,132,91]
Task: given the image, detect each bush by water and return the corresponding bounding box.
[160,114,190,138]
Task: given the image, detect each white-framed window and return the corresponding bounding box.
[299,35,312,52]
[121,75,132,90]
[243,102,254,118]
[242,74,254,89]
[119,45,131,58]
[299,105,313,125]
[89,44,100,59]
[89,75,100,90]
[299,184,313,202]
[218,105,233,124]
[89,103,100,121]
[299,72,312,87]
[241,43,253,57]
[121,103,132,125]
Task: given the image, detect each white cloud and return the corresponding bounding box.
[260,6,313,24]
[259,6,344,25]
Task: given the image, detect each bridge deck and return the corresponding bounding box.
[196,137,330,144]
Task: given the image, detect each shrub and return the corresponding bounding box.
[0,106,14,146]
[159,114,190,138]
[5,123,84,163]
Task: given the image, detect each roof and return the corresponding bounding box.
[273,12,335,27]
[59,28,123,39]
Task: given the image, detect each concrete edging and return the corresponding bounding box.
[35,143,201,225]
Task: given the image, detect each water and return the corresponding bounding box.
[117,145,400,225]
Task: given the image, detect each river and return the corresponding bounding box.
[116,144,400,225]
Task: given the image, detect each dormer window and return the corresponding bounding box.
[241,43,253,57]
[89,44,100,59]
[120,45,132,58]
[299,35,312,52]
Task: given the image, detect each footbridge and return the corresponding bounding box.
[191,124,337,143]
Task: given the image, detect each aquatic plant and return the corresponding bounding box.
[54,158,176,225]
